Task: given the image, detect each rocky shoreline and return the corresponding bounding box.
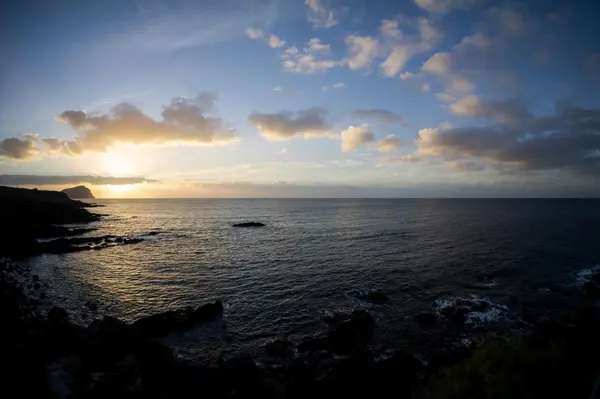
[2,186,600,398]
[2,258,600,398]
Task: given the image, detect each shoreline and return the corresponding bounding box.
[2,186,600,398]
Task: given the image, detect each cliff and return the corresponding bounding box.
[61,185,95,199]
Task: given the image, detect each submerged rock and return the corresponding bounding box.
[131,300,224,337]
[233,222,266,227]
[415,312,438,325]
[348,289,389,304]
[299,310,376,354]
[583,282,600,297]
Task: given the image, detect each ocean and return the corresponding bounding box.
[21,199,600,361]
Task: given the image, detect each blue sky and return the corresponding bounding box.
[1,0,599,197]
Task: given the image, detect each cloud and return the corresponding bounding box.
[422,51,475,93]
[378,135,401,152]
[402,102,600,176]
[0,175,158,186]
[341,125,375,152]
[1,93,237,160]
[345,17,441,77]
[413,0,477,14]
[245,27,286,48]
[281,38,343,74]
[56,92,237,152]
[248,108,336,141]
[272,86,283,92]
[322,82,345,91]
[345,35,379,70]
[305,0,338,28]
[0,134,39,160]
[450,95,531,126]
[487,6,527,37]
[307,38,330,53]
[379,18,442,78]
[351,109,406,124]
[445,161,486,172]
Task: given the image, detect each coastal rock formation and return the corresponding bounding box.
[131,300,224,337]
[232,222,265,227]
[61,185,95,199]
[0,186,100,258]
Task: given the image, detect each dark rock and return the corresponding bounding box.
[61,185,95,199]
[415,311,438,325]
[232,222,266,227]
[32,274,39,282]
[34,282,40,290]
[123,238,144,245]
[440,306,470,324]
[265,339,295,359]
[583,282,600,297]
[48,307,69,324]
[131,300,223,337]
[349,289,389,304]
[85,302,98,311]
[88,316,133,362]
[327,310,375,353]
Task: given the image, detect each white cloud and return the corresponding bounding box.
[345,35,379,70]
[1,93,238,160]
[281,39,343,74]
[305,0,339,28]
[380,18,442,77]
[378,135,401,152]
[248,108,336,141]
[322,82,345,91]
[413,0,477,14]
[279,148,288,154]
[245,27,285,48]
[341,124,375,152]
[307,38,331,53]
[272,86,283,92]
[421,83,431,92]
[267,34,286,48]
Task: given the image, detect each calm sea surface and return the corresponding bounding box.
[22,199,600,360]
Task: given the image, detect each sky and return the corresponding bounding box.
[1,0,599,198]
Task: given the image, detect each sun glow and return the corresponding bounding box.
[106,184,136,195]
[103,152,135,176]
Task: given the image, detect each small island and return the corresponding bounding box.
[61,185,95,199]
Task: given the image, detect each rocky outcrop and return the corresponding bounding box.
[61,185,95,199]
[0,186,101,258]
[232,222,265,227]
[131,300,224,337]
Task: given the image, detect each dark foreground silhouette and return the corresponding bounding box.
[3,259,600,399]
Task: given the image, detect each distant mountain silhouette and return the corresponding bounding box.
[62,185,95,199]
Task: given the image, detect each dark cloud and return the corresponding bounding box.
[0,134,38,159]
[409,102,600,176]
[0,175,159,186]
[351,109,406,124]
[248,108,335,141]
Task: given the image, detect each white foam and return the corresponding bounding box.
[433,294,509,326]
[575,264,600,286]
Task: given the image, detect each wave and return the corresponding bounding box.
[574,264,600,286]
[433,295,509,327]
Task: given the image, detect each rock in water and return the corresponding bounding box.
[131,300,224,337]
[232,222,265,227]
[61,186,95,199]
